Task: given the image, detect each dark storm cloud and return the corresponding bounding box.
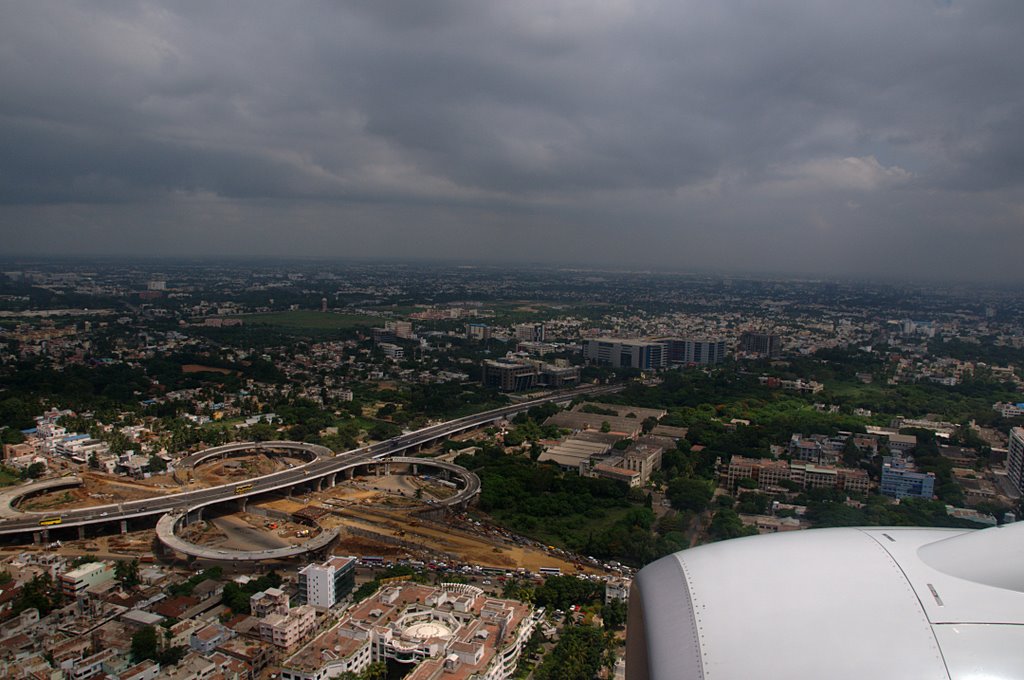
[1,1,1023,280]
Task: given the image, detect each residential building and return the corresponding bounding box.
[384,320,415,339]
[68,648,115,680]
[880,457,936,499]
[514,323,545,343]
[465,323,491,341]
[605,579,630,604]
[886,433,917,454]
[297,556,356,609]
[250,587,289,618]
[725,456,871,494]
[994,402,1024,419]
[788,434,838,465]
[280,582,536,680]
[60,561,115,599]
[119,660,160,680]
[190,624,231,654]
[260,604,317,649]
[378,342,404,360]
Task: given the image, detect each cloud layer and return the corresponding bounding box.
[2,1,1023,280]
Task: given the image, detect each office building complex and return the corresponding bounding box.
[297,556,356,609]
[658,337,728,365]
[481,356,580,391]
[582,338,666,370]
[481,358,541,391]
[583,337,726,369]
[739,332,782,358]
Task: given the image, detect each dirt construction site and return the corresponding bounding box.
[272,473,589,574]
[13,452,588,574]
[17,453,298,511]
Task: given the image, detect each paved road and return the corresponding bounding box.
[0,383,622,537]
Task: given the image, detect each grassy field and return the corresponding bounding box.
[493,504,637,550]
[0,467,21,487]
[239,311,380,330]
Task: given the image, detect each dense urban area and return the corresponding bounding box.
[1,259,1023,680]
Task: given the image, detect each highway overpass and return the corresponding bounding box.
[0,382,621,547]
[153,457,480,561]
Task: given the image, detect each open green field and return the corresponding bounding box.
[239,311,380,330]
[491,504,637,550]
[0,467,21,487]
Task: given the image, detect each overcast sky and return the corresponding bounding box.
[2,2,1023,281]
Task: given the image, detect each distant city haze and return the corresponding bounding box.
[1,2,1023,281]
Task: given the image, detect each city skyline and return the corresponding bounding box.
[2,2,1024,281]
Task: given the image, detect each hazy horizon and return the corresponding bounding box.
[2,2,1024,282]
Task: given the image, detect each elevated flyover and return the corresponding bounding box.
[0,476,84,519]
[0,382,621,544]
[178,440,329,469]
[153,456,480,561]
[155,511,340,562]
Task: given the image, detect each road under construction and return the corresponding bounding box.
[0,383,622,561]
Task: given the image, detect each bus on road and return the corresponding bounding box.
[39,516,62,526]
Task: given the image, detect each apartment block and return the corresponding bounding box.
[60,561,115,599]
[725,455,871,494]
[281,582,536,680]
[251,587,290,618]
[880,457,936,499]
[260,604,317,649]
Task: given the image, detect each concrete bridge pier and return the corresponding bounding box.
[120,520,128,534]
[316,478,324,492]
[238,497,248,512]
[78,525,86,540]
[327,473,337,488]
[33,531,41,546]
[344,468,353,480]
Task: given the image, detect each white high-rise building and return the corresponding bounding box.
[298,556,355,609]
[1008,427,1024,496]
